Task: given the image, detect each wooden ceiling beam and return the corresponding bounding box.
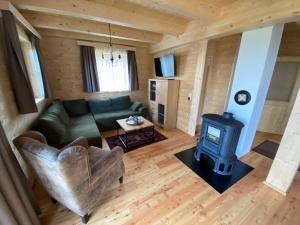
[11,0,188,35]
[38,29,149,48]
[22,12,162,43]
[150,0,300,53]
[126,0,221,20]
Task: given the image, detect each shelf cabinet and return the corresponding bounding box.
[148,79,179,129]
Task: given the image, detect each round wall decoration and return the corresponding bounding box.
[234,90,251,105]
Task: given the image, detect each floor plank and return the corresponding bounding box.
[35,128,300,225]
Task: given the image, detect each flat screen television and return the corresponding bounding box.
[154,54,175,78]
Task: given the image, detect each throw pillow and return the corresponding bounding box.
[130,101,142,111]
[63,99,89,117]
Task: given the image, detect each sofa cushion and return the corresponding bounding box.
[93,109,139,131]
[130,101,142,111]
[88,99,112,114]
[94,110,139,121]
[46,101,69,125]
[60,114,101,148]
[111,96,131,111]
[69,114,94,126]
[63,99,89,116]
[34,113,66,146]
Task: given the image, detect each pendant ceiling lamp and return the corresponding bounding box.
[107,24,121,63]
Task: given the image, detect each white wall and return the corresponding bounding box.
[226,24,284,157]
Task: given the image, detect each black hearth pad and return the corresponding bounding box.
[175,147,254,194]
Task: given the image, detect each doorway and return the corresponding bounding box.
[253,22,300,156]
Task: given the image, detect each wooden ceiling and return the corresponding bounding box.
[8,0,300,51]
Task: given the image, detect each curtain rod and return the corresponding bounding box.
[77,40,136,51]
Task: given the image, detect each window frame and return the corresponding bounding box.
[17,25,45,103]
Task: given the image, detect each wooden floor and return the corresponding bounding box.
[34,128,300,225]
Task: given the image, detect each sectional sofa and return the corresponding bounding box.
[33,95,148,148]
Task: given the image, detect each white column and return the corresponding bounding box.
[226,24,284,157]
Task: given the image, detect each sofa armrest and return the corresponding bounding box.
[138,106,148,118]
[61,136,89,150]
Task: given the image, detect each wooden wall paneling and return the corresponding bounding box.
[77,40,136,51]
[196,40,216,125]
[224,37,240,110]
[257,100,289,134]
[175,43,200,133]
[201,34,241,116]
[282,64,300,128]
[39,36,152,105]
[279,22,300,56]
[277,56,300,62]
[187,40,208,136]
[258,62,300,134]
[265,88,300,195]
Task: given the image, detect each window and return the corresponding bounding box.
[95,48,129,92]
[17,25,44,102]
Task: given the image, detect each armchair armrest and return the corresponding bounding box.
[61,136,89,150]
[88,146,124,184]
[138,106,148,118]
[17,130,48,144]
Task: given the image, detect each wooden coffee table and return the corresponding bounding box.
[116,117,155,149]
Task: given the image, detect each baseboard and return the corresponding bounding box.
[263,181,287,196]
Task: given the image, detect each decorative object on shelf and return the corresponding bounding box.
[126,116,144,125]
[234,90,251,105]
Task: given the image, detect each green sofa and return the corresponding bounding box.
[33,96,148,148]
[89,95,148,131]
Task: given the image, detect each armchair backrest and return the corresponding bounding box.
[13,131,91,215]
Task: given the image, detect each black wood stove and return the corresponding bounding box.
[194,112,244,175]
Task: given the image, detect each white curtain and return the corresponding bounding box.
[95,48,129,92]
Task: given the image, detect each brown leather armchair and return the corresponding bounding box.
[13,131,125,224]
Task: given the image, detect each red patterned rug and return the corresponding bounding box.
[105,127,167,153]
